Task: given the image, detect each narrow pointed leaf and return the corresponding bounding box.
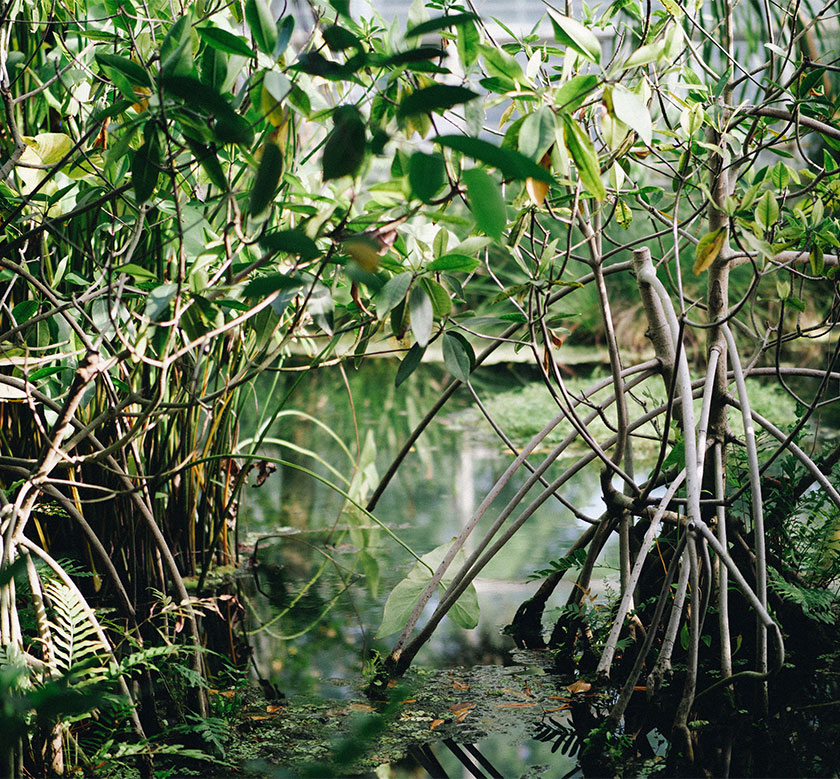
[249,141,284,216]
[398,85,479,118]
[692,227,727,275]
[435,135,554,183]
[546,9,601,64]
[563,116,605,200]
[409,284,434,347]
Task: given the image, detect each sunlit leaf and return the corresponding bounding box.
[409,284,433,347]
[245,0,278,54]
[546,9,601,64]
[692,227,728,275]
[463,168,506,241]
[562,116,605,201]
[197,26,256,59]
[427,254,481,273]
[610,84,652,145]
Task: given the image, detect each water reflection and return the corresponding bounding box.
[239,359,617,699]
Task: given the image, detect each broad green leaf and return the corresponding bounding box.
[554,74,599,112]
[249,141,283,217]
[546,9,601,64]
[463,168,506,241]
[443,331,472,382]
[770,161,790,190]
[131,140,160,203]
[434,135,554,183]
[322,24,360,51]
[160,16,193,77]
[213,111,255,146]
[420,277,452,318]
[479,43,527,85]
[260,230,320,260]
[404,12,479,38]
[145,283,178,321]
[519,106,556,160]
[22,133,72,164]
[409,284,433,347]
[322,106,365,181]
[409,151,446,203]
[245,0,278,54]
[755,190,779,231]
[12,299,38,323]
[810,245,825,276]
[376,538,479,638]
[377,273,413,316]
[692,227,728,275]
[94,52,151,86]
[395,342,426,386]
[427,254,481,272]
[562,116,605,201]
[398,85,480,119]
[197,26,256,59]
[610,84,652,145]
[624,40,665,68]
[243,273,305,297]
[680,104,704,137]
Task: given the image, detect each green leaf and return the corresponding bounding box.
[395,342,426,386]
[243,273,305,297]
[519,106,556,160]
[434,135,554,183]
[404,13,479,38]
[692,227,727,275]
[197,26,256,59]
[463,168,506,241]
[546,9,601,64]
[810,245,825,276]
[442,332,472,382]
[409,284,433,347]
[245,0,278,55]
[213,112,255,146]
[554,74,599,112]
[420,277,452,318]
[623,40,665,68]
[755,190,779,231]
[322,106,366,181]
[377,273,413,316]
[249,141,284,216]
[94,52,150,86]
[375,538,479,638]
[562,116,605,201]
[131,140,160,203]
[398,85,480,119]
[260,230,320,260]
[381,46,446,67]
[610,84,652,145]
[322,24,360,51]
[145,283,178,321]
[12,299,38,323]
[409,151,446,203]
[479,43,527,85]
[185,140,228,191]
[427,254,481,273]
[160,16,193,77]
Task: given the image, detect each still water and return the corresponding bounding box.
[237,358,618,775]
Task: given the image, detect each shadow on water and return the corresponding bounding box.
[233,358,618,775]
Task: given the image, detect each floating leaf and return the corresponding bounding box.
[463,168,506,241]
[398,84,479,119]
[692,227,727,275]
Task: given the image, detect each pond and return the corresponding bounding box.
[232,353,799,776]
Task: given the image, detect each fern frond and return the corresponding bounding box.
[43,580,107,677]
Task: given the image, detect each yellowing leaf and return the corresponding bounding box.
[23,132,73,164]
[692,227,727,275]
[526,150,553,205]
[343,235,382,272]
